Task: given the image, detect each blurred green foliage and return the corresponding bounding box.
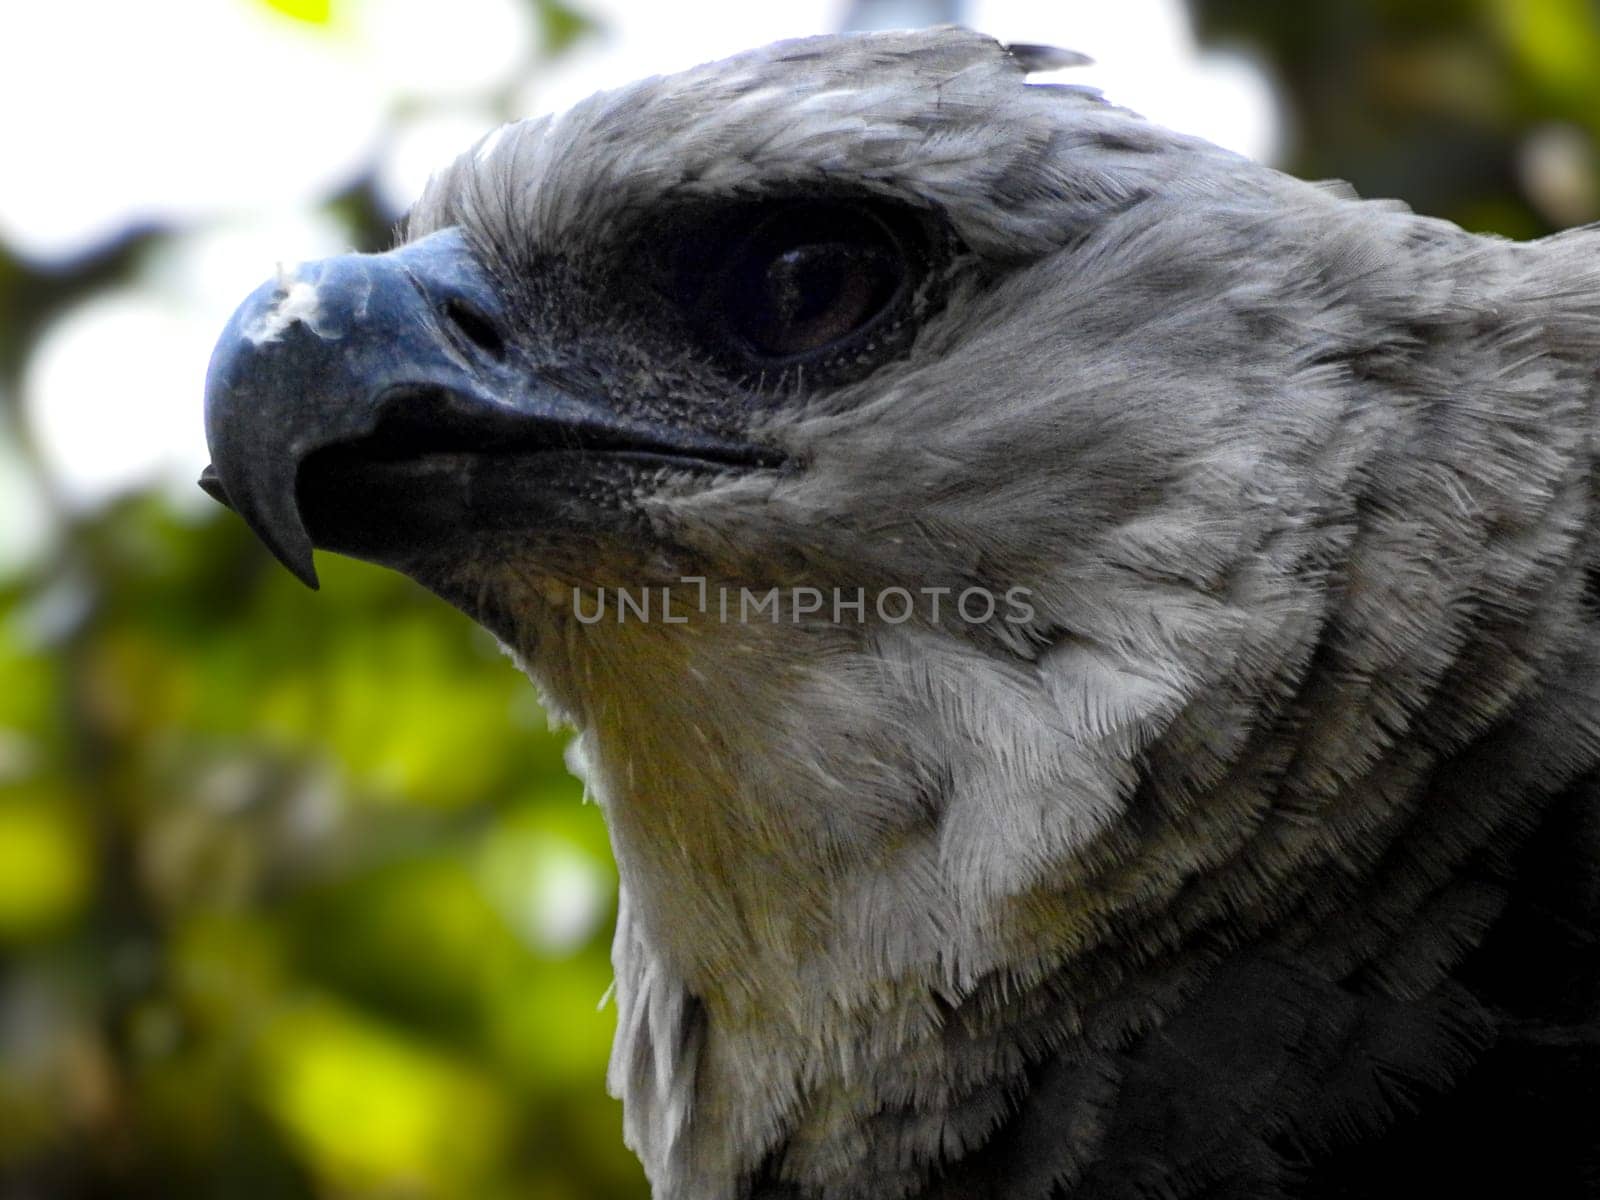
[1192,0,1600,234]
[0,498,636,1199]
[0,7,648,1197]
[1,2,1597,1198]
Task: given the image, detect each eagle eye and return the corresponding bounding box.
[720,205,906,361]
[649,197,941,386]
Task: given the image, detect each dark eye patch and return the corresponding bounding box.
[640,196,945,389]
[721,204,906,360]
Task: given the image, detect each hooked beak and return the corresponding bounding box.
[201,227,775,588]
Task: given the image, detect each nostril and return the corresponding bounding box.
[442,297,506,359]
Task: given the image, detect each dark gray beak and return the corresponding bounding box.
[201,227,772,589]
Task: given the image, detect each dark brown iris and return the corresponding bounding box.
[723,204,906,361]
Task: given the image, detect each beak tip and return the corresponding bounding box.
[264,530,322,591]
[202,463,321,590]
[283,553,320,592]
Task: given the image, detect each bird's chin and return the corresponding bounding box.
[292,446,747,584]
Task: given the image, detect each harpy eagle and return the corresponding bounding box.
[200,27,1600,1200]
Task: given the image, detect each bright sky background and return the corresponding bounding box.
[6,0,1279,547]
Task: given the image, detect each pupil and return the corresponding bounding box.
[766,248,844,323]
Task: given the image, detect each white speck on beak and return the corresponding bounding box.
[243,270,329,345]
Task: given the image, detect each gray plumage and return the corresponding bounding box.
[202,27,1600,1199]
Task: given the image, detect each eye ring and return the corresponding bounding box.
[716,203,910,365]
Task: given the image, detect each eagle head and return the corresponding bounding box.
[201,26,1600,1200]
